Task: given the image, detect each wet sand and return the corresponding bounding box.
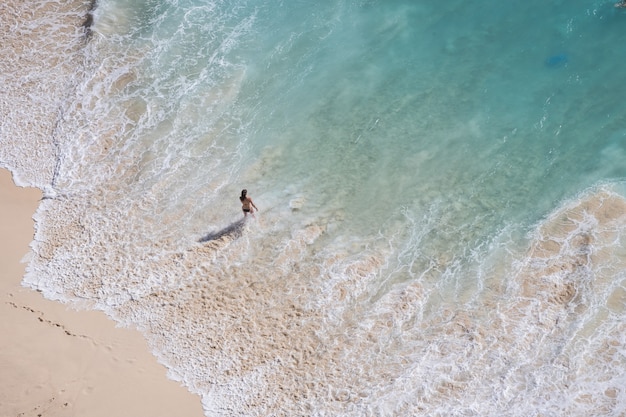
[0,168,204,417]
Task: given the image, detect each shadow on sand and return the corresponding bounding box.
[198,219,246,243]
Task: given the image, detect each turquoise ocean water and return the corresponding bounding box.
[2,0,626,415]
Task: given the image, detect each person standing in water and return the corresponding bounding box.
[240,189,258,218]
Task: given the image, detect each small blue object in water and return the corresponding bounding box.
[545,53,568,68]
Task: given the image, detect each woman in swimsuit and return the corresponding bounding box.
[240,189,258,218]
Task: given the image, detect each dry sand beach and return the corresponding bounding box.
[0,168,204,417]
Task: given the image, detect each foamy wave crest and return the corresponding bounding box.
[0,0,91,188]
[141,185,626,416]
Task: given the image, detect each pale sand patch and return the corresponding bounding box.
[0,168,204,417]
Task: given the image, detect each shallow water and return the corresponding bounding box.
[2,0,626,415]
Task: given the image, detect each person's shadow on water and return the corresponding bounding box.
[198,218,246,243]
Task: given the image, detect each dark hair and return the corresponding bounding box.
[240,189,247,202]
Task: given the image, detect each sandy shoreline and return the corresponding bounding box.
[0,168,204,417]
